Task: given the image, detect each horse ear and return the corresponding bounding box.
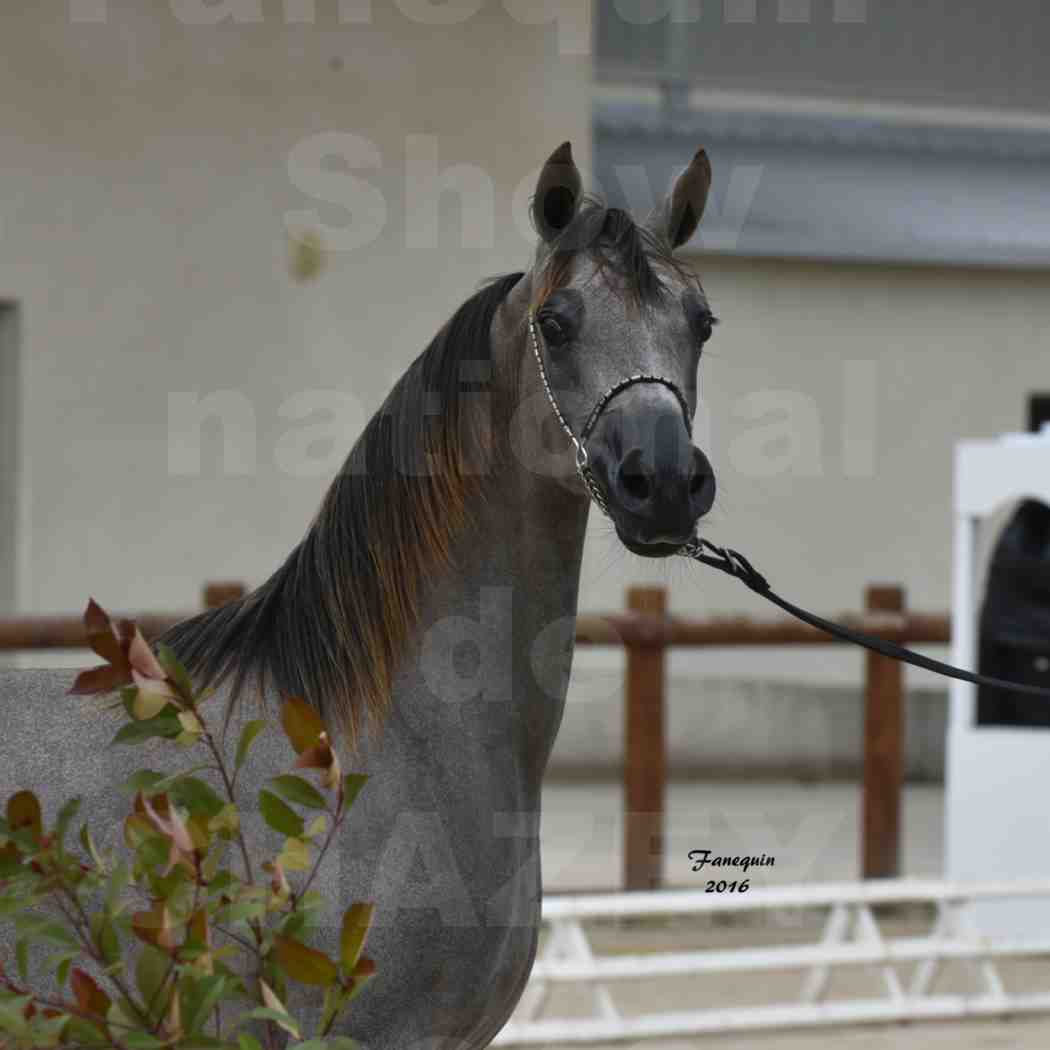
[648,148,712,250]
[532,141,582,243]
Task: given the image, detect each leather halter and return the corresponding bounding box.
[527,309,1050,701]
[527,311,692,518]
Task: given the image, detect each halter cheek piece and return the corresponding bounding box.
[527,309,1050,702]
[527,311,693,520]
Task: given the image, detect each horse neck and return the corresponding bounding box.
[391,361,591,783]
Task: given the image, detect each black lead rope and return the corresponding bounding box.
[680,536,1050,700]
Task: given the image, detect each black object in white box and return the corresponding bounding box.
[978,499,1050,727]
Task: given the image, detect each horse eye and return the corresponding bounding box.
[539,314,567,344]
[696,313,718,347]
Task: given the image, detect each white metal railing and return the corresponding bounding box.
[493,880,1050,1044]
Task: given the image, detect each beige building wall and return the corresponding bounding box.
[0,2,591,627]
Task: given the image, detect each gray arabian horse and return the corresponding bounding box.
[0,142,718,1049]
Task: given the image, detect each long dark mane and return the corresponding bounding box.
[162,272,524,744]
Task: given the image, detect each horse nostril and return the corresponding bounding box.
[620,468,652,503]
[688,448,716,518]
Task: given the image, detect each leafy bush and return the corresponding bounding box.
[0,600,374,1050]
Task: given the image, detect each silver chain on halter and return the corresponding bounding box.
[527,311,611,516]
[527,310,696,540]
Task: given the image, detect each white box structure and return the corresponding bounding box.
[945,434,1050,937]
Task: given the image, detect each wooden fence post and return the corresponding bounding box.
[203,581,246,610]
[862,584,905,879]
[624,586,667,892]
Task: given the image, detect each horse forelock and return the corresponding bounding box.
[532,197,702,313]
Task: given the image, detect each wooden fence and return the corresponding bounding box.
[0,580,950,891]
[578,584,950,890]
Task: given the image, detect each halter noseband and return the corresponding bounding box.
[526,310,693,518]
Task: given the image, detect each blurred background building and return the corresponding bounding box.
[2,1,1049,783]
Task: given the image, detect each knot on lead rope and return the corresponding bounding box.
[681,537,770,593]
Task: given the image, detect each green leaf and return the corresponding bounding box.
[273,935,338,987]
[135,944,170,1018]
[269,775,326,811]
[240,1008,300,1041]
[258,791,304,838]
[105,858,131,915]
[13,914,77,947]
[207,869,237,895]
[132,688,172,721]
[0,995,32,1036]
[281,911,308,939]
[277,836,310,872]
[0,848,22,877]
[156,643,196,701]
[171,776,225,819]
[64,1016,110,1047]
[111,710,182,745]
[124,1031,168,1050]
[54,797,82,848]
[215,898,266,926]
[235,719,267,772]
[28,1012,70,1048]
[123,769,166,795]
[183,974,228,1035]
[319,984,344,1038]
[238,1035,264,1050]
[343,773,368,809]
[44,949,79,989]
[0,894,28,916]
[339,902,374,972]
[93,913,122,965]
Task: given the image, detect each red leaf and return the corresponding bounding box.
[132,902,177,952]
[128,628,167,682]
[70,968,111,1018]
[83,599,131,671]
[7,791,42,843]
[280,697,326,755]
[70,663,131,696]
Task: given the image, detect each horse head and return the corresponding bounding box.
[514,141,718,558]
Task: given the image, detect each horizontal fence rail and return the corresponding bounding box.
[0,582,245,650]
[0,581,947,889]
[0,613,189,651]
[494,880,1050,1045]
[573,611,949,647]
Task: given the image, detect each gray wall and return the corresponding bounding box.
[597,0,1050,113]
[549,665,947,782]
